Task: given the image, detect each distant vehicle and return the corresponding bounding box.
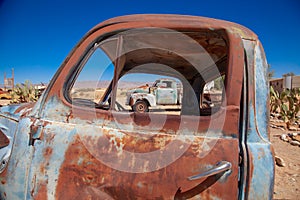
[126,78,217,113]
[0,14,274,199]
[34,85,47,97]
[0,89,11,100]
[126,78,183,112]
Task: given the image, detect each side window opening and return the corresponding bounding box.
[69,38,117,109]
[200,75,225,115]
[68,29,229,117]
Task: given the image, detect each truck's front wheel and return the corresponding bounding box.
[133,100,149,113]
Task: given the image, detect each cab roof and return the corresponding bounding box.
[91,14,257,41]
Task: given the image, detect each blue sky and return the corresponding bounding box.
[0,0,299,84]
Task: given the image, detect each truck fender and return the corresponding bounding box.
[129,93,156,107]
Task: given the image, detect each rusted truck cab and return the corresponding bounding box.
[0,15,274,199]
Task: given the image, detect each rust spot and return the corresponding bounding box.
[43,147,53,158]
[40,147,53,174]
[56,135,238,199]
[33,184,48,200]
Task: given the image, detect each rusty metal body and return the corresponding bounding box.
[0,15,274,199]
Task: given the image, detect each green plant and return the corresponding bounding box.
[270,86,281,114]
[270,86,300,129]
[10,80,39,103]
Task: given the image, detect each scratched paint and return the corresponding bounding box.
[254,42,270,141]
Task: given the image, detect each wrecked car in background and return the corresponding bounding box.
[0,15,274,199]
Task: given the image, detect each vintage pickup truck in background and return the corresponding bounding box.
[126,78,183,112]
[0,15,274,199]
[125,78,218,113]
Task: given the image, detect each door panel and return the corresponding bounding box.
[0,118,33,199]
[156,88,177,105]
[55,133,238,199]
[27,102,239,199]
[26,121,77,199]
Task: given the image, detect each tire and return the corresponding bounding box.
[132,100,149,113]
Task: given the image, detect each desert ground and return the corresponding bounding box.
[0,95,299,199]
[271,126,300,200]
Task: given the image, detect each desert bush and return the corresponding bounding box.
[10,80,39,103]
[270,86,300,129]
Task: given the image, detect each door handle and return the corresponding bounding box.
[188,161,232,181]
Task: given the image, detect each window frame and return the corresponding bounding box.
[64,36,120,109]
[45,27,244,132]
[65,31,229,116]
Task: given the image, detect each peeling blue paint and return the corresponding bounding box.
[254,43,270,141]
[247,144,274,200]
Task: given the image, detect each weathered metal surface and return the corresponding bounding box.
[0,14,274,199]
[16,91,240,199]
[94,15,257,41]
[155,88,177,105]
[242,39,275,199]
[254,43,270,142]
[0,117,33,199]
[129,93,156,107]
[27,116,239,199]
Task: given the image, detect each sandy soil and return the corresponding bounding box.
[271,127,300,200]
